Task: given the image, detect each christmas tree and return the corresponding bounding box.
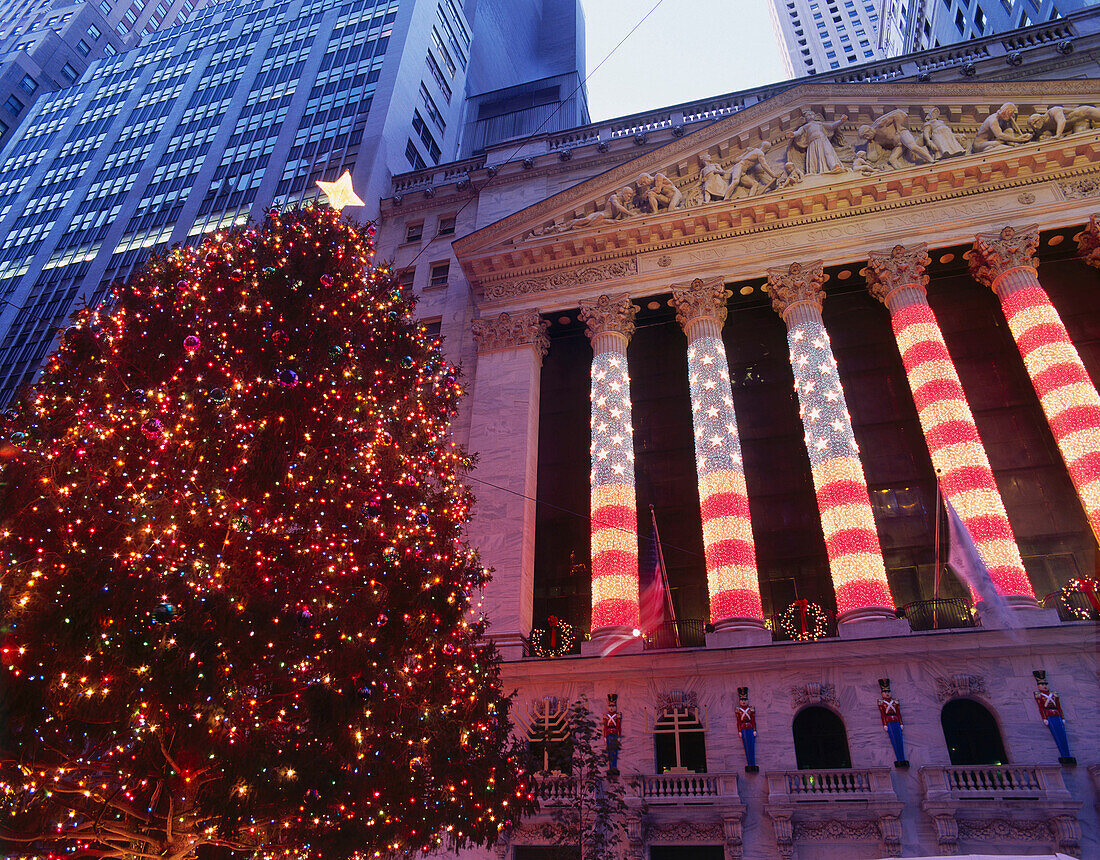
[0,204,533,858]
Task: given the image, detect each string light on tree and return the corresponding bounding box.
[0,205,533,859]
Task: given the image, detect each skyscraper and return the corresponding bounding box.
[0,0,588,404]
[769,0,885,76]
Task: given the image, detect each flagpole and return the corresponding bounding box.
[650,505,678,647]
[933,471,942,630]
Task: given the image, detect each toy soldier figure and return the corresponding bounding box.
[602,693,622,776]
[877,678,909,768]
[1034,671,1075,765]
[736,687,758,773]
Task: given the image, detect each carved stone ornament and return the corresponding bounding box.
[484,258,638,301]
[792,819,881,841]
[790,681,838,708]
[647,821,724,841]
[931,813,959,852]
[1061,177,1100,199]
[969,224,1040,288]
[655,689,699,714]
[670,277,730,331]
[956,818,1052,843]
[578,293,639,342]
[767,260,828,319]
[1075,214,1100,269]
[471,310,550,359]
[934,674,987,702]
[865,243,931,304]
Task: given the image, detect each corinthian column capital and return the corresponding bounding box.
[865,243,931,305]
[670,277,730,336]
[471,310,550,360]
[766,260,827,321]
[1074,214,1100,270]
[579,293,639,346]
[969,224,1040,290]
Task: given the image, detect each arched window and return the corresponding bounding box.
[654,705,707,773]
[793,706,852,769]
[941,698,1008,765]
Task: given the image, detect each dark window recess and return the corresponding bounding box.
[77,39,91,55]
[941,699,1008,765]
[793,706,852,769]
[20,75,37,94]
[404,138,425,171]
[654,708,707,774]
[437,215,455,235]
[404,222,423,243]
[421,318,442,338]
[3,95,23,116]
[397,268,415,290]
[428,262,449,288]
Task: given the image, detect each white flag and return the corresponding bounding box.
[945,497,1017,628]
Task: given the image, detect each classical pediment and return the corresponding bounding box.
[451,80,1100,308]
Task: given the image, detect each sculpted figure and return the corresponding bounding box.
[1027,104,1100,138]
[858,109,934,169]
[778,161,804,188]
[606,185,637,219]
[972,103,1031,152]
[787,108,848,174]
[699,152,732,202]
[724,142,781,198]
[638,171,683,211]
[921,107,965,159]
[853,137,889,174]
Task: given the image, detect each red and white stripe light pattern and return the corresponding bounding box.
[685,329,764,623]
[997,271,1100,540]
[889,296,1034,598]
[589,343,640,632]
[786,311,895,616]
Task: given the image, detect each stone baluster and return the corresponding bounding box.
[579,293,642,650]
[970,224,1100,541]
[669,277,768,644]
[865,243,1036,607]
[766,261,896,626]
[468,310,550,659]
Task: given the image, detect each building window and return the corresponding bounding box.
[428,262,449,289]
[404,138,426,170]
[526,697,571,773]
[654,699,707,773]
[0,119,8,135]
[87,23,101,39]
[955,8,966,33]
[104,43,116,55]
[793,707,852,769]
[421,317,442,338]
[76,38,91,55]
[419,83,445,131]
[100,0,111,11]
[19,75,37,94]
[61,63,78,81]
[117,21,128,34]
[396,268,415,291]
[974,6,986,32]
[941,700,1007,765]
[437,215,456,236]
[3,95,24,116]
[404,222,423,243]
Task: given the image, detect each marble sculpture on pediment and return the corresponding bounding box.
[698,151,732,202]
[857,109,934,170]
[1026,104,1100,139]
[786,108,849,175]
[972,102,1032,152]
[921,107,966,159]
[725,141,782,198]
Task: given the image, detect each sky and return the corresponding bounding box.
[580,0,790,122]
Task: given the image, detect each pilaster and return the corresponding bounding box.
[467,310,550,659]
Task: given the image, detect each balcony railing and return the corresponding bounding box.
[531,773,578,803]
[1043,583,1100,622]
[921,764,1074,804]
[642,619,706,650]
[637,772,738,803]
[898,598,977,631]
[767,768,897,804]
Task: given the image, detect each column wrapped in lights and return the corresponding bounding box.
[670,277,765,629]
[579,293,641,640]
[970,224,1100,541]
[767,261,896,622]
[865,243,1035,601]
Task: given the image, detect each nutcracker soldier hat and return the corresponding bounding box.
[878,678,892,694]
[607,693,618,707]
[737,687,749,700]
[1033,670,1049,686]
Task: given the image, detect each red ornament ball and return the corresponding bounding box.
[277,369,299,388]
[183,335,201,353]
[141,418,164,440]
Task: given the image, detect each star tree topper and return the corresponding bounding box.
[317,170,364,211]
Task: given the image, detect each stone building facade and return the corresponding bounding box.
[373,42,1100,860]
